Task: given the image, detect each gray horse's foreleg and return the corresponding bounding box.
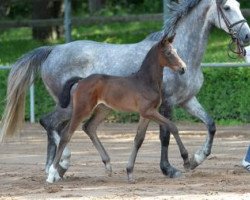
[126,117,150,183]
[39,106,72,174]
[47,123,71,183]
[159,102,183,178]
[82,104,112,175]
[181,97,216,169]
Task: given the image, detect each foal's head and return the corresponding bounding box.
[158,35,186,75]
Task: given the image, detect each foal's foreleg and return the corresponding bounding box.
[182,97,216,169]
[82,104,112,175]
[126,117,150,183]
[143,109,189,173]
[52,125,72,177]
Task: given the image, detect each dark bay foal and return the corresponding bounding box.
[47,35,187,183]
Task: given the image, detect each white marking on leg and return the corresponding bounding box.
[61,147,71,159]
[194,151,206,165]
[60,158,70,169]
[60,147,71,170]
[47,165,61,183]
[53,131,61,146]
[53,131,71,170]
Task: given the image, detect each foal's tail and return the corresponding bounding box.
[59,77,83,108]
[0,46,53,142]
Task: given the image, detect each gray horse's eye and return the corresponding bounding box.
[224,5,230,11]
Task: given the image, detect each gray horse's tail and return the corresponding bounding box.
[0,46,53,142]
[59,77,83,108]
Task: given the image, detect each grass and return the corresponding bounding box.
[0,21,249,125]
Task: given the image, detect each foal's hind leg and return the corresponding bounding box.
[82,104,112,175]
[47,103,93,183]
[126,117,150,183]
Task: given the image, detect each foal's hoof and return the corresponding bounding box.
[105,162,112,177]
[105,169,112,177]
[160,164,182,178]
[58,165,68,178]
[128,178,136,184]
[127,173,136,184]
[183,160,191,171]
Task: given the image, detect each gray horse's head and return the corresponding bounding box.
[208,0,250,45]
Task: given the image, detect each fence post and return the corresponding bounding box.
[30,84,35,123]
[64,0,72,43]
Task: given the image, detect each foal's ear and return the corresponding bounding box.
[168,33,176,43]
[160,35,168,46]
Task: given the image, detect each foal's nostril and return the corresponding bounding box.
[179,67,185,75]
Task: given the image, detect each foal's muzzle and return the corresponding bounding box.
[178,62,186,75]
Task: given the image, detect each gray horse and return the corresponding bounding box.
[1,0,250,180]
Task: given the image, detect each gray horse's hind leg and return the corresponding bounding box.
[82,104,112,175]
[39,106,72,175]
[159,102,184,178]
[181,97,216,169]
[126,117,150,183]
[40,113,57,173]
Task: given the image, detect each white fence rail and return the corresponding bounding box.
[1,62,250,122]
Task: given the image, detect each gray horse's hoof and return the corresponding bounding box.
[160,163,182,178]
[189,155,200,170]
[46,166,61,183]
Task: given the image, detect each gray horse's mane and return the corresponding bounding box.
[146,0,202,41]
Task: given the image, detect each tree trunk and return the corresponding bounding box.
[0,0,10,17]
[32,0,63,41]
[88,0,106,14]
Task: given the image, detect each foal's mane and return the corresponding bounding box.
[146,0,202,41]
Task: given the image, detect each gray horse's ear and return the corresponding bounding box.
[216,0,227,5]
[168,33,176,43]
[222,0,227,5]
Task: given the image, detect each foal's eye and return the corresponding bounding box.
[166,51,172,56]
[224,5,230,11]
